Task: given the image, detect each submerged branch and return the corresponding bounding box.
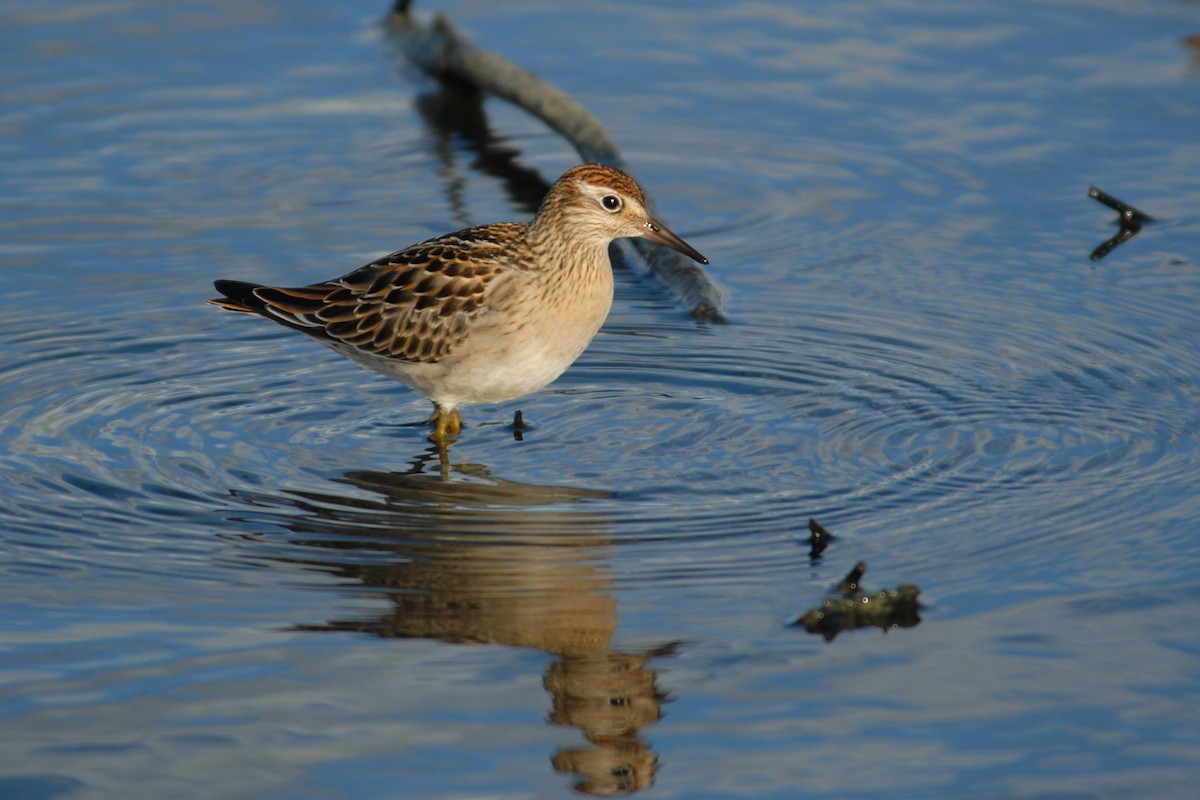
[386,2,725,320]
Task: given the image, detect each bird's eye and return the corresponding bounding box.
[601,194,622,212]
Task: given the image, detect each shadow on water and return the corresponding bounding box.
[230,448,677,796]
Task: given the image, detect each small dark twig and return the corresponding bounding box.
[1088,186,1153,225]
[1088,186,1153,261]
[806,517,836,560]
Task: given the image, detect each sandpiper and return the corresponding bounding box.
[209,164,708,443]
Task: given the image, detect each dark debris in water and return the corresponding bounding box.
[1088,185,1153,262]
[792,561,921,641]
[805,517,835,560]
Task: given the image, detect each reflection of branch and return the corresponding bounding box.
[1088,186,1153,261]
[415,79,551,220]
[387,1,725,321]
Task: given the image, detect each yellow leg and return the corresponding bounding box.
[428,405,462,444]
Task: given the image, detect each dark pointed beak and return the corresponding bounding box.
[642,219,708,264]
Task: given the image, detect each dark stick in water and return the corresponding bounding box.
[1087,186,1153,261]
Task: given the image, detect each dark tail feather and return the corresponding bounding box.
[208,280,335,339]
[209,279,268,313]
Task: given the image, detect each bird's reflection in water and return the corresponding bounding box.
[249,447,674,795]
[546,646,676,796]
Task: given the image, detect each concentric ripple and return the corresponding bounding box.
[4,223,1198,605]
[539,226,1200,590]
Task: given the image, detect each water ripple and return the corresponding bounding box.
[2,216,1197,602]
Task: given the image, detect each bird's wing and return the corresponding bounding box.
[212,225,522,363]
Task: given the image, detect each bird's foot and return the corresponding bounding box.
[427,407,462,444]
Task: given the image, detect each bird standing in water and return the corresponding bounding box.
[210,164,708,444]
